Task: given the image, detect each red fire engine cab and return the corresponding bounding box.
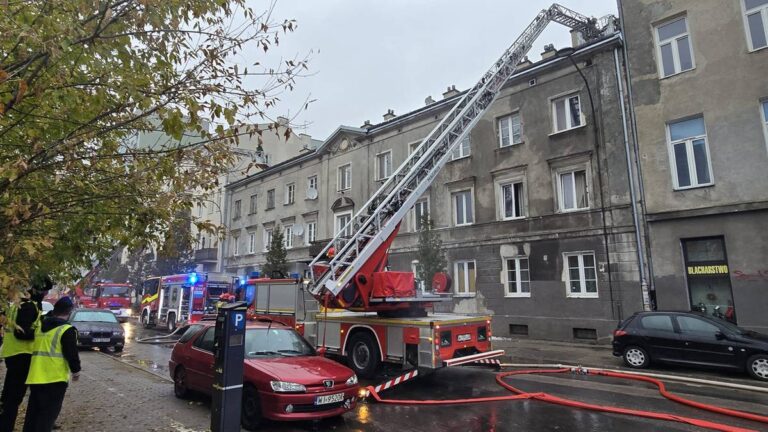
[77,282,133,323]
[139,273,230,331]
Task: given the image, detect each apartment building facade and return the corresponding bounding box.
[620,0,768,333]
[223,32,647,342]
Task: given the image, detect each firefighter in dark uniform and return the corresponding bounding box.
[0,273,52,432]
[22,296,80,432]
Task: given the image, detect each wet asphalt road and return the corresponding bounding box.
[99,319,768,432]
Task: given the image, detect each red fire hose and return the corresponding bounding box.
[365,368,768,432]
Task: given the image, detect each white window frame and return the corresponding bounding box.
[451,189,474,227]
[503,256,530,298]
[742,0,768,51]
[335,211,353,237]
[408,141,422,155]
[666,116,714,190]
[761,100,768,153]
[232,235,240,256]
[266,189,275,209]
[555,166,591,212]
[375,150,393,180]
[306,221,317,245]
[451,135,471,160]
[249,194,257,214]
[285,183,295,205]
[654,16,695,78]
[411,197,430,232]
[497,179,526,220]
[453,260,476,297]
[498,113,523,147]
[338,164,352,191]
[233,200,241,220]
[551,93,584,133]
[564,251,598,298]
[248,232,256,254]
[411,260,426,293]
[263,229,273,252]
[307,175,318,199]
[283,224,293,249]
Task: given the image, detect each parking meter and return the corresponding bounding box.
[211,301,247,432]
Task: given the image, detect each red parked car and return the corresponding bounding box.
[169,320,359,430]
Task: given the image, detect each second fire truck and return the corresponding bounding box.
[139,272,230,331]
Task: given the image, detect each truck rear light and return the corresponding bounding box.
[613,329,627,337]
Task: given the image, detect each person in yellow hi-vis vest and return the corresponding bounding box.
[0,273,52,432]
[22,296,79,432]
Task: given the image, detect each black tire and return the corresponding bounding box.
[113,345,124,353]
[746,354,768,381]
[622,345,650,369]
[346,332,381,379]
[141,310,152,329]
[241,385,263,431]
[173,367,190,399]
[167,313,177,332]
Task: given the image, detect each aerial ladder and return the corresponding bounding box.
[309,4,608,316]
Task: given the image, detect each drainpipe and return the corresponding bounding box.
[614,47,651,312]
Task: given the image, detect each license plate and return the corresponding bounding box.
[457,333,471,342]
[92,338,110,343]
[315,392,344,405]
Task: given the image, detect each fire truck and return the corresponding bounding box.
[139,273,231,331]
[78,282,133,322]
[240,4,610,378]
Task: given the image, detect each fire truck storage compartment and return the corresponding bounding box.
[371,272,415,298]
[245,279,319,342]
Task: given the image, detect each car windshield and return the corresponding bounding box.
[709,315,746,335]
[101,286,130,297]
[245,328,315,358]
[72,311,118,323]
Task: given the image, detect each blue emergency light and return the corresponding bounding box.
[189,272,198,284]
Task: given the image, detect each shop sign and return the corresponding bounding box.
[686,264,729,276]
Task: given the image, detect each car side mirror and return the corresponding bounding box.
[316,347,327,357]
[715,331,727,340]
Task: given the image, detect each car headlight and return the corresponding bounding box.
[115,330,124,336]
[346,375,358,386]
[79,330,90,336]
[270,381,306,393]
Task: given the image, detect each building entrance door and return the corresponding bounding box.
[683,237,736,323]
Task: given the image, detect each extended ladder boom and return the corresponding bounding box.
[309,4,606,302]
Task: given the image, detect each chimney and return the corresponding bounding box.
[425,96,435,105]
[541,44,556,60]
[360,120,373,129]
[442,85,459,99]
[383,110,395,121]
[570,29,586,48]
[517,56,532,70]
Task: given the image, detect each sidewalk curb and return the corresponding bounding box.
[96,351,174,384]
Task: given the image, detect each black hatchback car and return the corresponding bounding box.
[612,311,768,381]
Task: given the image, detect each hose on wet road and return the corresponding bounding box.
[365,367,768,432]
[135,324,187,344]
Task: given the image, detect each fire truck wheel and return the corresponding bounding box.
[346,332,380,379]
[241,384,263,430]
[173,367,190,399]
[167,313,177,332]
[141,310,152,329]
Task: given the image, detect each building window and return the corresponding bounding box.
[338,164,351,191]
[655,17,694,78]
[412,197,430,231]
[409,141,421,155]
[376,150,393,180]
[335,212,352,237]
[743,0,768,51]
[683,237,737,323]
[762,100,768,150]
[232,235,240,256]
[565,252,598,298]
[263,229,273,252]
[557,169,589,211]
[667,116,712,189]
[452,189,474,226]
[284,225,293,249]
[285,183,295,205]
[266,189,275,209]
[412,260,426,293]
[307,175,318,199]
[454,260,476,296]
[504,257,530,297]
[498,113,522,147]
[248,232,256,254]
[197,203,203,218]
[552,94,583,133]
[233,200,241,220]
[451,135,471,160]
[500,181,525,219]
[306,221,317,245]
[249,194,257,214]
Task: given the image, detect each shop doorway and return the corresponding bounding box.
[682,237,736,323]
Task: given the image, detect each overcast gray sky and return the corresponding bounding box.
[258,0,618,140]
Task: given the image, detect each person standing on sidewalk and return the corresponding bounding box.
[22,296,80,432]
[0,273,52,432]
